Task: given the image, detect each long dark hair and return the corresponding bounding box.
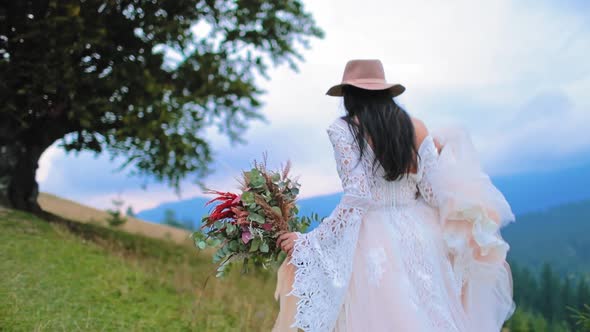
[341,85,417,181]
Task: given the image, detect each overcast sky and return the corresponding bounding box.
[38,0,590,212]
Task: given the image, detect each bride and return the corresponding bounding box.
[273,59,515,332]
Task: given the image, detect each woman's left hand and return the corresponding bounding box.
[276,232,299,256]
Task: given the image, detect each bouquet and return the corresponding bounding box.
[192,159,318,277]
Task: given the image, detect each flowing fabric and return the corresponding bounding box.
[427,128,515,330]
[273,118,515,332]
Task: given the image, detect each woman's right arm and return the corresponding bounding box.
[287,118,372,332]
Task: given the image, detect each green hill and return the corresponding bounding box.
[504,200,590,277]
[0,209,278,331]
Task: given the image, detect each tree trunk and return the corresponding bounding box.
[0,115,64,212]
[0,140,45,212]
[0,106,73,212]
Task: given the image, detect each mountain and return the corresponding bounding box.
[492,163,590,216]
[137,163,590,225]
[137,196,210,228]
[503,199,590,277]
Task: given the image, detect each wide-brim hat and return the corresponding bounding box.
[326,59,405,97]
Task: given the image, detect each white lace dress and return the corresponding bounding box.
[273,118,515,332]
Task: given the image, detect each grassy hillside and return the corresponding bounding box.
[0,208,278,331]
[504,199,590,277]
[38,192,191,244]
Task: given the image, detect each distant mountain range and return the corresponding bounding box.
[503,199,590,276]
[493,162,590,216]
[137,163,590,225]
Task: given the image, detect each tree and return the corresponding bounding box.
[163,208,178,226]
[538,263,559,322]
[126,205,136,218]
[513,262,539,310]
[0,0,323,211]
[106,198,127,226]
[560,277,575,328]
[162,208,192,230]
[576,278,590,311]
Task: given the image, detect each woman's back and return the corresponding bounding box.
[329,118,429,208]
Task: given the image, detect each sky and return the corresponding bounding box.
[38,0,590,212]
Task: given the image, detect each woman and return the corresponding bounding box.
[273,59,515,332]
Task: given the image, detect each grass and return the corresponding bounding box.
[0,208,279,331]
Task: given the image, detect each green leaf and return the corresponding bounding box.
[213,250,223,263]
[209,238,222,247]
[226,223,236,234]
[241,191,254,204]
[197,241,207,250]
[248,212,265,224]
[249,170,265,188]
[260,241,269,253]
[271,173,280,182]
[271,206,282,217]
[249,238,260,252]
[228,240,238,251]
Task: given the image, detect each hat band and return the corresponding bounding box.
[342,78,387,84]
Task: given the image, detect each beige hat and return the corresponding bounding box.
[326,59,405,97]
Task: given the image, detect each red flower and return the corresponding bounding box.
[202,190,241,227]
[205,190,239,206]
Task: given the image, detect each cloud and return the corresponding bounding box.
[38,0,590,211]
[36,145,63,183]
[477,91,590,173]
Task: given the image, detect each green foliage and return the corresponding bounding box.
[507,308,532,332]
[509,260,590,331]
[507,307,572,332]
[0,209,278,330]
[569,304,590,331]
[106,198,127,227]
[0,0,323,189]
[125,206,135,218]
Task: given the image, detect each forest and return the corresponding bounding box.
[507,261,590,331]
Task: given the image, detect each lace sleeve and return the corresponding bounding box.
[288,118,372,332]
[416,135,439,206]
